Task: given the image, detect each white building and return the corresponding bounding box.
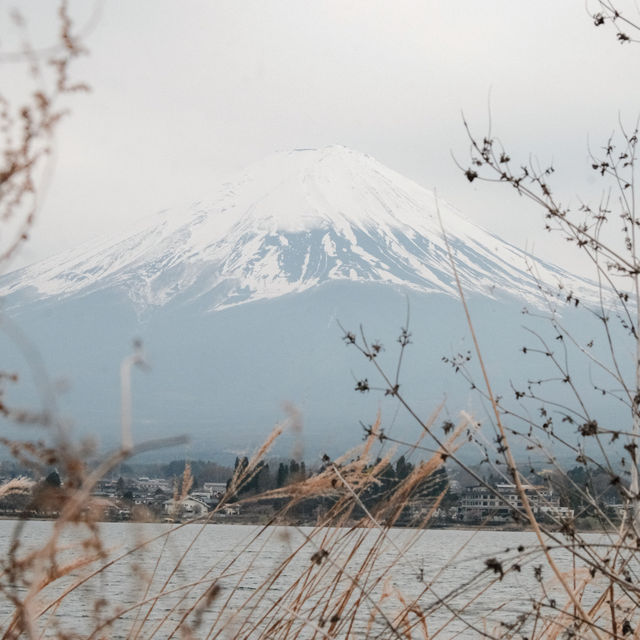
[459,483,573,521]
[203,482,228,498]
[163,496,210,519]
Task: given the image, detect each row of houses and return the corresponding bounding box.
[0,470,578,525]
[92,477,239,521]
[77,475,581,524]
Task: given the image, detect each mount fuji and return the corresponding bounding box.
[0,146,603,461]
[0,146,591,311]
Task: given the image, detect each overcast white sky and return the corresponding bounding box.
[4,0,640,272]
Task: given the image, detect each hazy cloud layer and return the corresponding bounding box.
[4,0,640,273]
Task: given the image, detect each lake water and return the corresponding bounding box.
[0,520,622,638]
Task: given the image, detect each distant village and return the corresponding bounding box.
[0,456,627,529]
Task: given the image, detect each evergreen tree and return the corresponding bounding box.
[395,456,413,480]
[289,459,300,479]
[277,462,289,487]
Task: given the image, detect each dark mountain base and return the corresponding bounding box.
[0,281,629,465]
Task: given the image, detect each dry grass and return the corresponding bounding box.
[0,409,635,640]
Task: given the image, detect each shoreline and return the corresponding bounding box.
[0,512,616,534]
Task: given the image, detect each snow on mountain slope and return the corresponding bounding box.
[0,146,590,311]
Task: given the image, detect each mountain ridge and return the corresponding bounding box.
[0,146,595,313]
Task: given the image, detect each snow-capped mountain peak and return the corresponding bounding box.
[0,146,588,311]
